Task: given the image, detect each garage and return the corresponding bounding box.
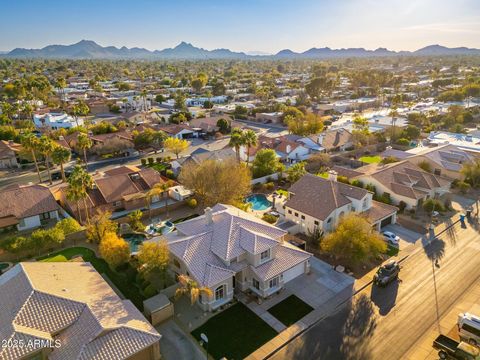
[282,262,306,283]
[380,215,393,228]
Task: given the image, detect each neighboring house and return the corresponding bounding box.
[0,262,161,360]
[426,131,480,155]
[33,112,83,129]
[238,135,311,164]
[255,112,283,124]
[158,124,196,139]
[161,204,311,311]
[405,144,474,179]
[58,165,173,221]
[318,129,354,152]
[0,184,60,231]
[353,160,452,210]
[0,140,21,168]
[282,172,397,234]
[171,147,236,175]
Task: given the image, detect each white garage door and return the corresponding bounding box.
[282,262,306,283]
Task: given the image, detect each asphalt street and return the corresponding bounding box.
[271,221,480,360]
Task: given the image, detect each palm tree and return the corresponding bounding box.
[52,146,71,182]
[68,165,93,224]
[21,133,42,183]
[175,274,213,305]
[389,107,399,144]
[242,129,257,166]
[38,136,56,185]
[160,180,175,217]
[77,133,92,168]
[66,186,83,224]
[70,101,90,127]
[229,128,245,163]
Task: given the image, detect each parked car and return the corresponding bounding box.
[458,313,480,345]
[382,231,400,246]
[432,334,479,359]
[373,261,400,287]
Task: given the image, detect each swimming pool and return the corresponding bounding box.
[123,233,147,253]
[246,194,272,211]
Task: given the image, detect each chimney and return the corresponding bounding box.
[318,134,324,145]
[328,170,338,182]
[204,207,213,225]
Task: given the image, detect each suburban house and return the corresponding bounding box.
[255,112,283,124]
[0,140,22,168]
[171,147,237,175]
[317,129,354,153]
[353,160,452,210]
[0,184,61,231]
[405,144,474,180]
[239,135,311,164]
[57,165,174,221]
[160,204,312,311]
[0,262,161,360]
[158,124,196,139]
[33,112,83,129]
[280,172,397,234]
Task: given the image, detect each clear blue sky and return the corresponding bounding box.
[1,0,479,52]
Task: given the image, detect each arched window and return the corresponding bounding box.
[215,285,225,301]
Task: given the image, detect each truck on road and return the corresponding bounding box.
[433,334,480,360]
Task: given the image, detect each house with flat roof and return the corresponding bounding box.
[33,112,83,129]
[0,262,161,360]
[0,184,60,231]
[282,172,397,234]
[157,204,311,311]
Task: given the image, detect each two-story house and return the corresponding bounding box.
[160,204,312,312]
[282,172,398,234]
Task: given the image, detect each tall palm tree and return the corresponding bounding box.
[389,107,399,144]
[77,133,92,168]
[175,274,213,305]
[21,133,42,183]
[160,180,175,218]
[242,129,257,166]
[38,136,56,185]
[66,186,83,224]
[229,128,245,163]
[52,145,71,182]
[68,165,93,224]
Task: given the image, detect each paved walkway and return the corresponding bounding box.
[157,320,205,360]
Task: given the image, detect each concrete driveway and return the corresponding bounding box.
[285,257,354,309]
[382,224,423,250]
[156,320,205,360]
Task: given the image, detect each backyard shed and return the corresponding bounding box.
[143,293,174,326]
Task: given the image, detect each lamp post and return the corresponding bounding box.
[200,333,208,360]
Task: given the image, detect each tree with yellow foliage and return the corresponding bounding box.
[99,232,130,269]
[164,137,189,159]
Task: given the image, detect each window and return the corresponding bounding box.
[113,201,122,207]
[288,210,292,214]
[215,285,225,301]
[18,218,25,228]
[40,212,51,220]
[461,324,480,337]
[269,277,279,288]
[252,278,260,290]
[314,220,319,226]
[260,249,270,261]
[434,168,441,176]
[301,215,305,220]
[327,218,332,223]
[173,258,181,268]
[295,212,298,217]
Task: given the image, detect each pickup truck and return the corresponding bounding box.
[433,334,480,359]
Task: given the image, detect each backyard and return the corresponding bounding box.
[359,155,382,164]
[267,295,314,326]
[191,302,277,360]
[38,247,147,310]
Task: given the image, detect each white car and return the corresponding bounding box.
[382,231,400,246]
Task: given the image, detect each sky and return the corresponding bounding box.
[1,0,480,53]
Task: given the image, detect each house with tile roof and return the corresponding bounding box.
[156,204,311,311]
[0,140,22,169]
[282,172,397,234]
[352,160,452,210]
[0,184,61,231]
[57,165,174,222]
[310,128,354,153]
[0,262,161,360]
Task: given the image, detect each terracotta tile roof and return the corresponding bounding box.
[0,262,161,360]
[364,200,398,224]
[95,174,141,203]
[331,165,363,178]
[0,184,59,221]
[274,140,299,154]
[103,165,141,176]
[286,174,369,220]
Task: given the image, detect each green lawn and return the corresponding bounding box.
[38,247,146,310]
[267,295,314,327]
[359,155,382,164]
[148,163,168,173]
[386,244,399,257]
[191,303,277,360]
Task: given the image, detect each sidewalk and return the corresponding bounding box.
[404,280,480,360]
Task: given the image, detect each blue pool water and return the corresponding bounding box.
[123,233,147,253]
[246,194,272,211]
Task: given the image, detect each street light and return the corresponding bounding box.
[200,333,208,360]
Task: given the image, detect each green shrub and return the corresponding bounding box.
[264,182,275,190]
[337,175,349,184]
[187,198,198,208]
[398,201,407,213]
[423,198,445,213]
[148,157,154,165]
[165,169,175,179]
[381,156,399,165]
[458,181,471,194]
[143,284,158,298]
[55,218,81,235]
[396,138,410,146]
[156,157,162,163]
[141,158,147,166]
[350,179,363,188]
[262,213,278,224]
[418,160,432,173]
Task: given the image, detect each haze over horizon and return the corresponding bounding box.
[1,0,480,53]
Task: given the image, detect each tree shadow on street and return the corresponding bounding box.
[370,280,399,316]
[424,238,446,263]
[442,218,458,246]
[279,294,376,360]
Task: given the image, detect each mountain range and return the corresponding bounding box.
[4,40,480,60]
